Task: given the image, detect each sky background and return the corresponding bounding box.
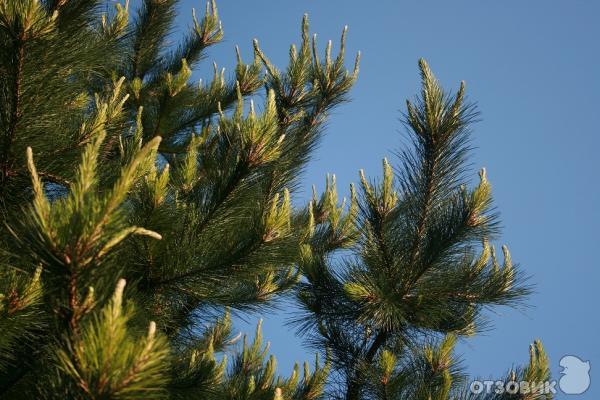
[168,1,599,397]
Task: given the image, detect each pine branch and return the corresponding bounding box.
[130,0,176,80]
[346,330,388,400]
[0,30,24,182]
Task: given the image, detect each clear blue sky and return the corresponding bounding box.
[171,1,599,397]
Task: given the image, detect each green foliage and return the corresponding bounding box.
[452,340,552,400]
[0,266,44,371]
[366,334,462,400]
[0,1,547,399]
[293,60,537,399]
[52,279,170,399]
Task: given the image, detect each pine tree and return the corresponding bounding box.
[0,1,550,399]
[293,59,553,400]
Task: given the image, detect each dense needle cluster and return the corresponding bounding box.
[0,0,550,399]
